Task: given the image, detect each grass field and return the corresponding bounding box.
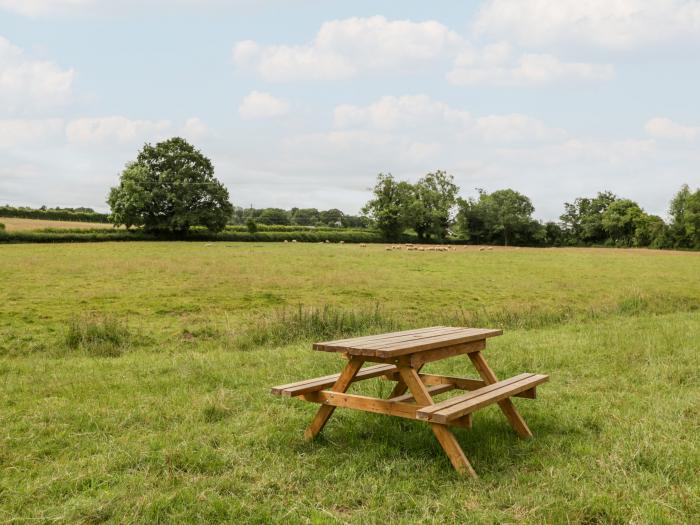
[1,243,698,523]
[0,218,117,232]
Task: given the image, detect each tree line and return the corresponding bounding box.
[363,172,700,249]
[8,137,698,250]
[0,205,110,223]
[230,206,368,229]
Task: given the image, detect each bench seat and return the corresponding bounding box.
[416,373,549,424]
[271,364,396,397]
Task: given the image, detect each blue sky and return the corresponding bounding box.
[1,0,699,220]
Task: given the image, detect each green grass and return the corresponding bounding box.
[0,243,698,523]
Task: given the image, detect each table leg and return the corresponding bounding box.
[398,366,477,478]
[304,357,364,441]
[468,351,532,438]
[388,363,424,399]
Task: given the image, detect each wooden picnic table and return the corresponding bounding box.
[271,326,548,477]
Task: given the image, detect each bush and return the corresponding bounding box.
[0,222,4,231]
[65,314,132,357]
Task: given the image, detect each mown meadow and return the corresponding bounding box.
[1,242,698,524]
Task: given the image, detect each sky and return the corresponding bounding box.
[1,0,699,220]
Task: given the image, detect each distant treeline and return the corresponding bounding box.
[230,206,369,228]
[362,172,700,250]
[3,178,698,250]
[0,205,110,223]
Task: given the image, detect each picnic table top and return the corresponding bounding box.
[313,326,502,358]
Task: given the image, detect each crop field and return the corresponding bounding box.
[0,218,117,232]
[1,243,698,524]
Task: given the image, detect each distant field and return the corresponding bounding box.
[0,217,117,231]
[0,243,698,523]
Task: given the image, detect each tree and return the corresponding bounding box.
[246,218,257,233]
[669,184,700,248]
[410,171,458,240]
[362,173,414,241]
[560,191,617,244]
[633,213,667,248]
[107,137,232,235]
[543,221,565,246]
[319,208,345,227]
[601,199,645,246]
[456,189,538,246]
[291,208,320,226]
[258,208,290,225]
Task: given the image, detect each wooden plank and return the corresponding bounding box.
[303,357,363,441]
[271,363,396,397]
[418,373,537,399]
[313,326,450,349]
[302,390,472,429]
[417,374,549,424]
[409,340,485,367]
[303,391,419,419]
[398,366,478,477]
[389,383,455,403]
[365,329,501,355]
[416,373,533,417]
[468,352,533,439]
[313,326,463,352]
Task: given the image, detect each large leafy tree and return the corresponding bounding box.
[259,208,291,225]
[410,171,459,240]
[107,137,232,235]
[362,173,414,241]
[669,184,700,248]
[601,199,645,246]
[560,191,617,244]
[458,189,537,246]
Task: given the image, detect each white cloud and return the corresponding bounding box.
[448,42,613,86]
[473,0,700,49]
[0,0,92,17]
[474,114,565,142]
[645,117,699,141]
[333,95,562,143]
[233,16,463,81]
[180,117,208,140]
[0,118,63,147]
[334,95,469,130]
[0,36,74,112]
[238,91,289,118]
[65,116,171,144]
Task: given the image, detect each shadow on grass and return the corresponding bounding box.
[274,408,586,479]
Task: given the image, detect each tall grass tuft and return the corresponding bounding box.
[65,314,132,357]
[234,304,398,350]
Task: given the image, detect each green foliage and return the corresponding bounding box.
[560,191,617,244]
[290,207,320,226]
[0,205,109,223]
[258,208,290,225]
[107,137,233,235]
[601,199,645,246]
[0,228,384,244]
[457,189,539,246]
[0,222,4,231]
[245,218,257,233]
[362,173,418,241]
[668,184,700,248]
[410,171,459,240]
